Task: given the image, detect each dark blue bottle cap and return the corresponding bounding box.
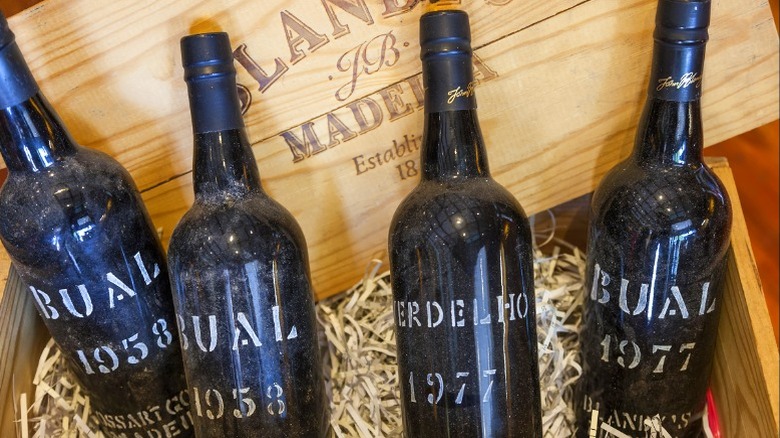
[648,0,709,101]
[181,32,236,81]
[419,10,477,113]
[654,0,710,44]
[0,11,40,109]
[419,10,472,60]
[0,12,15,48]
[180,32,243,133]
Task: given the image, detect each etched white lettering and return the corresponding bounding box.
[516,292,529,319]
[232,312,262,350]
[651,344,672,373]
[272,305,284,341]
[473,298,491,325]
[482,369,497,403]
[77,349,96,375]
[107,272,137,308]
[134,251,160,286]
[600,334,699,375]
[407,301,421,327]
[455,371,469,405]
[497,293,516,323]
[600,334,611,363]
[706,297,717,314]
[590,264,610,303]
[94,346,120,374]
[265,383,286,416]
[177,314,189,350]
[698,282,710,315]
[659,286,690,319]
[408,371,417,403]
[451,300,465,327]
[153,319,174,348]
[204,389,225,420]
[395,293,534,330]
[232,387,257,419]
[193,315,218,352]
[427,301,443,328]
[617,340,641,369]
[679,342,696,371]
[590,262,717,322]
[618,279,648,316]
[426,373,444,404]
[58,284,93,318]
[121,333,148,365]
[29,286,59,319]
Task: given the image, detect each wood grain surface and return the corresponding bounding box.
[0,0,778,297]
[0,245,8,288]
[0,266,48,438]
[707,121,780,344]
[708,158,779,438]
[0,0,777,300]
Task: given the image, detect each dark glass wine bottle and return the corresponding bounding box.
[167,32,328,437]
[0,12,192,437]
[388,10,541,438]
[576,1,731,437]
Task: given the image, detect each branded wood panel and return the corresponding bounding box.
[2,0,778,298]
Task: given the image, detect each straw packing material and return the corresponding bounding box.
[19,244,592,437]
[313,244,589,437]
[17,339,101,437]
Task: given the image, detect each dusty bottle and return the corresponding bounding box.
[576,1,731,437]
[0,12,192,436]
[167,32,328,437]
[388,10,542,438]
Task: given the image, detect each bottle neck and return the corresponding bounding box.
[0,93,78,172]
[0,36,77,173]
[187,72,261,197]
[192,128,261,197]
[633,40,705,166]
[633,99,703,165]
[420,51,489,180]
[421,110,489,180]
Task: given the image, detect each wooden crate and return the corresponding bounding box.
[0,0,778,436]
[0,0,777,299]
[1,159,777,436]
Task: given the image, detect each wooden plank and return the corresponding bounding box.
[2,0,778,298]
[0,245,10,304]
[0,266,49,438]
[4,0,582,188]
[707,121,780,344]
[151,0,780,297]
[709,158,780,437]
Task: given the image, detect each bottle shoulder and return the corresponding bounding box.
[392,178,527,219]
[0,147,135,199]
[0,148,150,260]
[389,178,530,247]
[168,192,307,266]
[590,159,732,245]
